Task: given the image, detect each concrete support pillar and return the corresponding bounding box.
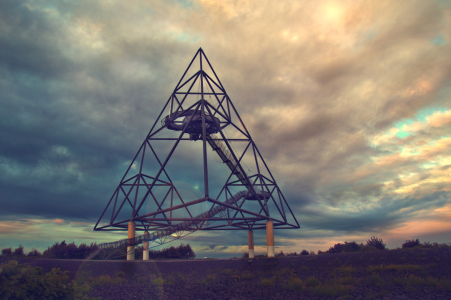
[127,221,135,261]
[266,220,275,258]
[248,230,254,259]
[143,231,150,261]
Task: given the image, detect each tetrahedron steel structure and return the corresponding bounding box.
[94,48,299,245]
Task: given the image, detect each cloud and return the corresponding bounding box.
[0,0,450,255]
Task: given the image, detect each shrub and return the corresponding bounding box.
[334,276,360,285]
[402,239,420,248]
[366,236,386,250]
[90,275,124,287]
[436,278,451,292]
[167,246,180,258]
[360,245,379,252]
[197,274,217,285]
[178,244,195,259]
[300,250,309,255]
[327,241,362,254]
[151,277,166,285]
[13,245,25,256]
[365,273,385,286]
[313,284,354,297]
[260,278,273,287]
[0,260,97,300]
[27,248,42,257]
[43,241,99,259]
[115,271,126,278]
[285,277,304,291]
[305,276,320,287]
[276,250,285,257]
[393,274,431,287]
[242,252,249,259]
[1,248,12,256]
[335,265,356,275]
[141,243,195,260]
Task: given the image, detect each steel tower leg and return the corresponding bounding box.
[143,231,149,260]
[266,220,275,258]
[127,222,135,261]
[248,230,254,259]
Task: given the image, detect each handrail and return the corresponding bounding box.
[206,134,254,191]
[98,190,247,249]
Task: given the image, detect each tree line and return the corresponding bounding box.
[1,241,195,260]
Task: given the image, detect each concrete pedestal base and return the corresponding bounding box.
[248,230,254,259]
[127,221,135,261]
[127,246,135,261]
[266,220,275,258]
[143,231,150,260]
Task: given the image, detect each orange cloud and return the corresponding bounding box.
[387,219,451,238]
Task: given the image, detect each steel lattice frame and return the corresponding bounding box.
[94,48,299,239]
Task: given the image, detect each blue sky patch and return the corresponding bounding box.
[393,106,449,138]
[431,34,446,46]
[176,0,194,9]
[396,131,412,139]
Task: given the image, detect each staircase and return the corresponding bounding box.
[206,134,253,190]
[98,190,247,250]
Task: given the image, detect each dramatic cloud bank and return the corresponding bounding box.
[1,0,450,257]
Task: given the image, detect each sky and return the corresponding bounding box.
[0,0,450,258]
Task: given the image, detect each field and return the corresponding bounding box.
[2,247,451,299]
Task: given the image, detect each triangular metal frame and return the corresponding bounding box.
[94,48,299,236]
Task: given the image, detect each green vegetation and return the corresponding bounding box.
[305,276,320,287]
[0,260,101,300]
[231,274,240,281]
[334,276,361,285]
[151,277,166,285]
[241,271,254,280]
[260,278,274,287]
[115,271,125,278]
[43,241,99,259]
[366,236,386,250]
[197,274,217,285]
[1,242,195,260]
[364,273,386,286]
[144,243,195,259]
[365,289,388,300]
[368,264,423,272]
[284,277,304,291]
[1,241,98,259]
[312,284,354,297]
[318,236,386,254]
[334,265,357,275]
[4,235,451,299]
[402,239,420,248]
[96,243,195,260]
[91,275,125,287]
